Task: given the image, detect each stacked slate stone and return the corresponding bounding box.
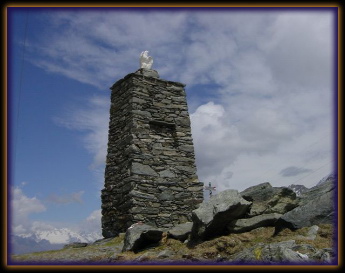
[101,68,203,238]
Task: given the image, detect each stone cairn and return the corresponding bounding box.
[101,53,203,238]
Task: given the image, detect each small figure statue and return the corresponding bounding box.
[140,51,153,69]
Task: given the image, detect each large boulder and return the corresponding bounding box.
[227,213,282,233]
[122,223,163,253]
[240,183,298,216]
[168,222,193,242]
[275,180,336,234]
[190,189,251,242]
[299,178,336,205]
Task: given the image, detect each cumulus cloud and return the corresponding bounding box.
[10,186,102,236]
[77,209,102,234]
[10,187,46,234]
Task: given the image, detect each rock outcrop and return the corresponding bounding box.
[240,182,299,216]
[275,179,336,234]
[227,213,282,233]
[118,178,336,256]
[167,222,193,242]
[232,240,333,264]
[190,190,251,242]
[122,223,163,253]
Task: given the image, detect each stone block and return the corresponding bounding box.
[131,162,158,176]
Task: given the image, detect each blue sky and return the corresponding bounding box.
[8,7,337,237]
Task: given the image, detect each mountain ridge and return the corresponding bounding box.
[10,228,102,255]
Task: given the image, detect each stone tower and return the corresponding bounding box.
[101,55,203,238]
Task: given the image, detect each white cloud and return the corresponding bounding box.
[54,95,109,170]
[27,9,334,192]
[86,209,101,222]
[10,187,46,234]
[10,186,102,238]
[79,209,102,235]
[260,12,333,90]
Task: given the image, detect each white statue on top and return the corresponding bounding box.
[140,51,153,69]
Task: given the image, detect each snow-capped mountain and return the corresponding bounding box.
[288,173,336,197]
[11,227,102,255]
[317,173,336,186]
[287,184,309,197]
[19,227,102,244]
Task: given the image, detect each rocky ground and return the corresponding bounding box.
[10,224,334,265]
[10,178,337,265]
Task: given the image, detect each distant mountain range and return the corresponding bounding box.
[287,184,309,196]
[10,227,102,255]
[316,173,336,186]
[288,172,335,197]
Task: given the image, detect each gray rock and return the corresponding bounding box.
[134,251,156,262]
[232,240,310,263]
[157,249,176,259]
[131,162,158,176]
[174,192,191,200]
[306,225,319,239]
[227,213,282,233]
[291,244,335,263]
[310,248,335,263]
[240,183,298,217]
[159,169,176,178]
[190,190,251,242]
[129,190,157,201]
[135,68,160,78]
[168,222,193,241]
[158,191,174,201]
[124,144,141,155]
[275,185,335,234]
[288,184,309,196]
[122,223,163,253]
[91,237,113,245]
[299,179,335,205]
[132,109,152,118]
[241,182,275,202]
[296,225,319,240]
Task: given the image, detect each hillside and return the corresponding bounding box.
[10,175,337,265]
[10,223,334,265]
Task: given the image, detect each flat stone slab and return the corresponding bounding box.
[190,189,251,242]
[275,189,335,233]
[168,222,193,241]
[240,183,298,216]
[135,68,160,78]
[227,213,282,233]
[232,240,310,263]
[131,162,158,176]
[122,223,163,253]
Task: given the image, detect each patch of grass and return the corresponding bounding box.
[253,247,262,260]
[101,234,126,247]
